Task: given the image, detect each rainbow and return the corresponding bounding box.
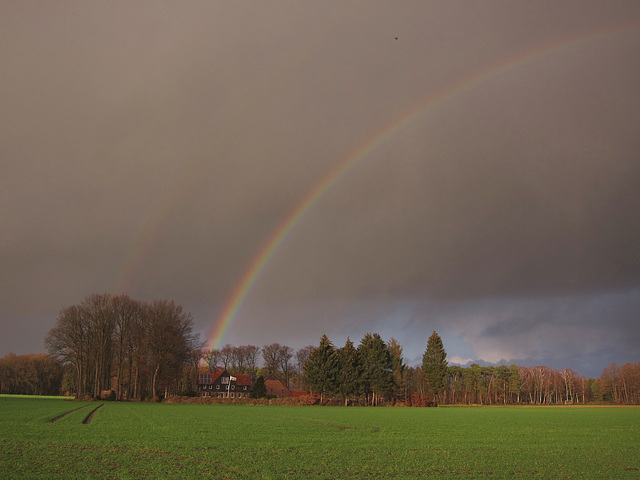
[206,21,640,349]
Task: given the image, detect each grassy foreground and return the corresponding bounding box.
[1,396,638,479]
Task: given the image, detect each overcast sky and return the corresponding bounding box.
[2,1,639,378]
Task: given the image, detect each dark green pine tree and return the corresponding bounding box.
[252,375,267,398]
[303,335,338,404]
[336,338,362,406]
[358,333,393,406]
[422,331,448,402]
[387,337,406,402]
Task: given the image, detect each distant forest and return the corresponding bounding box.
[0,294,638,405]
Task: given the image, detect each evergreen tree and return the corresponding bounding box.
[304,335,338,404]
[422,331,448,402]
[336,338,362,405]
[252,375,267,398]
[388,337,406,403]
[358,333,393,406]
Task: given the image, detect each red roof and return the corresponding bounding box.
[199,370,251,386]
[234,374,251,386]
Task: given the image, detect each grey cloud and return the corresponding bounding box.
[1,1,639,376]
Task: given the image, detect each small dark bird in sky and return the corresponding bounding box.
[394,36,398,40]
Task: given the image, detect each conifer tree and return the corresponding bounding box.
[252,375,267,398]
[336,338,362,405]
[358,333,393,405]
[422,331,448,402]
[304,335,338,404]
[388,337,406,402]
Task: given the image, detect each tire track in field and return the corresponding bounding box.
[48,404,90,423]
[82,403,104,424]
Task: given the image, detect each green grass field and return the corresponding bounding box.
[1,396,638,479]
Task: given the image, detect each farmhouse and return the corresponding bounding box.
[198,369,252,398]
[264,375,290,397]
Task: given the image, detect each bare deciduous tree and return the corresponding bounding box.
[204,348,221,372]
[46,294,202,400]
[262,343,282,376]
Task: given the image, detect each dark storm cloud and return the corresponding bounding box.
[1,1,639,374]
[250,97,640,304]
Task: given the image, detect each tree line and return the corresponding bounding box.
[439,362,640,405]
[301,331,448,406]
[3,293,639,405]
[44,294,202,400]
[297,332,640,406]
[0,353,63,396]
